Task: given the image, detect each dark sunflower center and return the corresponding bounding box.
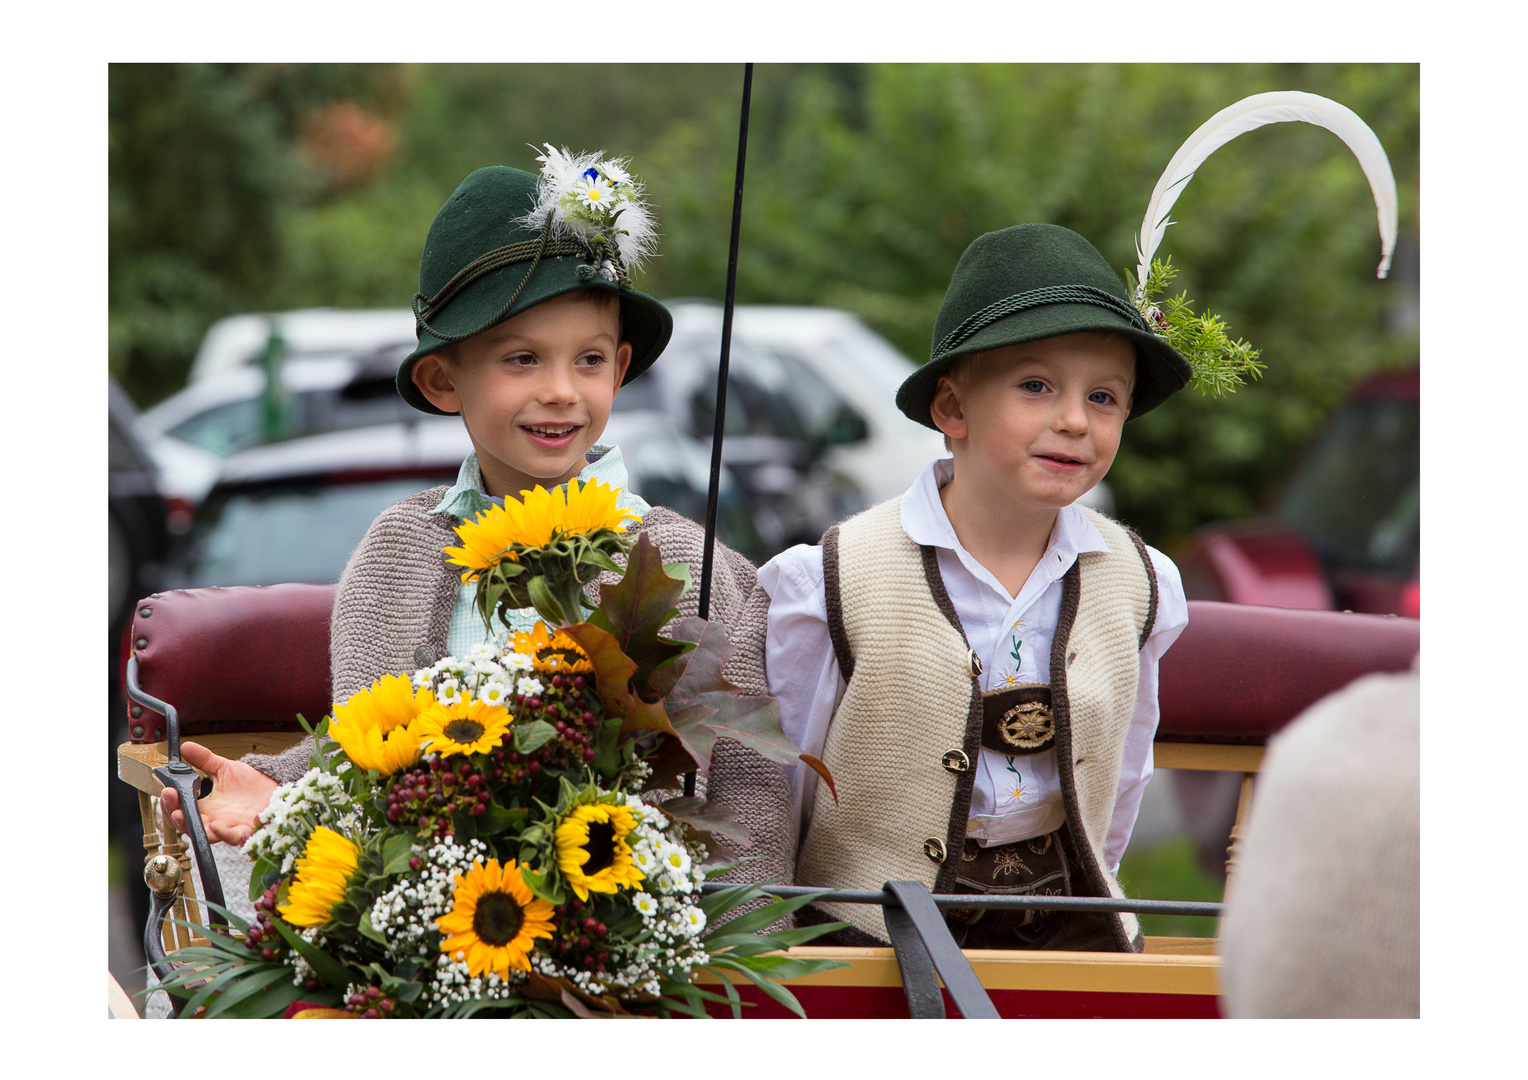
[583,821,617,876]
[443,719,485,744]
[472,890,524,947]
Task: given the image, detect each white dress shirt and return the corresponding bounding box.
[758,459,1188,875]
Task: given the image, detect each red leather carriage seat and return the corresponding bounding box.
[123,589,1419,749]
[1156,601,1419,744]
[125,584,337,743]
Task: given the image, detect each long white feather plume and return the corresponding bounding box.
[1135,90,1397,300]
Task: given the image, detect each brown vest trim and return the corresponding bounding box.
[918,545,985,898]
[1123,525,1159,649]
[820,525,856,681]
[1048,560,1138,953]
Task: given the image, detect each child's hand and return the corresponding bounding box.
[157,741,278,847]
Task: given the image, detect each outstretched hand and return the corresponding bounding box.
[157,741,279,847]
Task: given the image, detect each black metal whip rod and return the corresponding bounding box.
[688,62,754,800]
[700,882,1223,918]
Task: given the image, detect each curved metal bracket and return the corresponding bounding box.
[125,655,227,934]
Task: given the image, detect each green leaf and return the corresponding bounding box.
[357,907,387,945]
[708,957,811,1018]
[269,918,353,989]
[215,973,311,1019]
[513,718,558,754]
[201,965,293,1019]
[249,853,281,902]
[662,560,693,596]
[381,832,415,875]
[478,801,520,834]
[526,574,568,626]
[396,979,423,1003]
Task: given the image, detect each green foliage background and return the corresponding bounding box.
[109,62,1418,547]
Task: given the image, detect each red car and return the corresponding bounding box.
[1177,369,1419,618]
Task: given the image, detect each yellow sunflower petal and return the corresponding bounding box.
[278,827,359,927]
[439,858,555,978]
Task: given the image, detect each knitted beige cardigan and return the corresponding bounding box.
[795,498,1155,947]
[244,487,794,889]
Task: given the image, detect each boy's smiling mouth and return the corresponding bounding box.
[1035,451,1086,467]
[521,422,582,446]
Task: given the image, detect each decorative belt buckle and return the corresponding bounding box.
[997,701,1054,752]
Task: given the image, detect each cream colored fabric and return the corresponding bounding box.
[1219,665,1420,1017]
[796,497,1151,944]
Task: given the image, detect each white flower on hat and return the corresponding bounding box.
[518,143,658,273]
[573,174,615,212]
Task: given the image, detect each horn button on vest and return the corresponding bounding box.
[941,749,970,774]
[923,837,947,864]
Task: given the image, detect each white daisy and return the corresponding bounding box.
[466,643,496,663]
[657,842,692,877]
[634,894,659,918]
[517,676,544,698]
[681,906,706,934]
[573,176,614,213]
[435,678,463,706]
[499,651,534,673]
[477,679,510,706]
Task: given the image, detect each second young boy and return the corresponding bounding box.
[762,223,1192,952]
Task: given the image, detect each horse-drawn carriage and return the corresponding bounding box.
[116,583,1418,1018]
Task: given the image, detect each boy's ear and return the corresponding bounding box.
[929,373,968,443]
[411,354,462,415]
[610,341,633,394]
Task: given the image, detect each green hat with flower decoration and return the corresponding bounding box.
[398,146,672,415]
[896,224,1194,429]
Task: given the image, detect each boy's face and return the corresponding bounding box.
[411,291,632,499]
[931,332,1135,515]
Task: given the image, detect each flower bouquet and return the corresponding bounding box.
[157,479,844,1018]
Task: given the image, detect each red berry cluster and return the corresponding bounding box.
[506,673,601,785]
[344,984,397,1018]
[548,896,612,974]
[242,883,288,963]
[384,759,489,838]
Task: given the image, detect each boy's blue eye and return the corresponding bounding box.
[1021,379,1048,393]
[1089,390,1116,405]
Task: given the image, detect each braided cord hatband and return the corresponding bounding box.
[411,215,593,345]
[931,285,1153,362]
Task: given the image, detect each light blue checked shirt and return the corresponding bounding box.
[428,446,650,656]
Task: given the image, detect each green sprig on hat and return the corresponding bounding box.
[1126,256,1263,398]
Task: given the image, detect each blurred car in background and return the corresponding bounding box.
[164,412,760,590]
[110,380,170,632]
[139,342,418,520]
[1170,366,1418,880]
[1178,368,1419,617]
[187,308,417,383]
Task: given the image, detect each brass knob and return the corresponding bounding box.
[144,855,182,900]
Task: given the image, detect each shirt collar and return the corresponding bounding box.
[428,445,651,522]
[899,457,1109,595]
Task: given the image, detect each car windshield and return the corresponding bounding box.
[175,475,453,587]
[1273,394,1419,576]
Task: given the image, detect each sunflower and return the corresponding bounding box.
[328,674,430,775]
[511,621,594,675]
[437,858,556,980]
[555,803,645,901]
[444,479,639,582]
[278,827,359,928]
[412,698,512,757]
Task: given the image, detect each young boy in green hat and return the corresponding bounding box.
[760,223,1192,951]
[160,148,792,888]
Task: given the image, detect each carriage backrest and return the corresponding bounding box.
[1156,601,1419,743]
[124,584,336,743]
[124,589,1419,747]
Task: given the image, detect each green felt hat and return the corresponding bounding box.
[896,223,1191,429]
[397,165,673,415]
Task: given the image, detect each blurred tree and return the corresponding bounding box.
[109,63,1417,545]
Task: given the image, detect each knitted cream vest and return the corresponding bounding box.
[795,498,1157,947]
